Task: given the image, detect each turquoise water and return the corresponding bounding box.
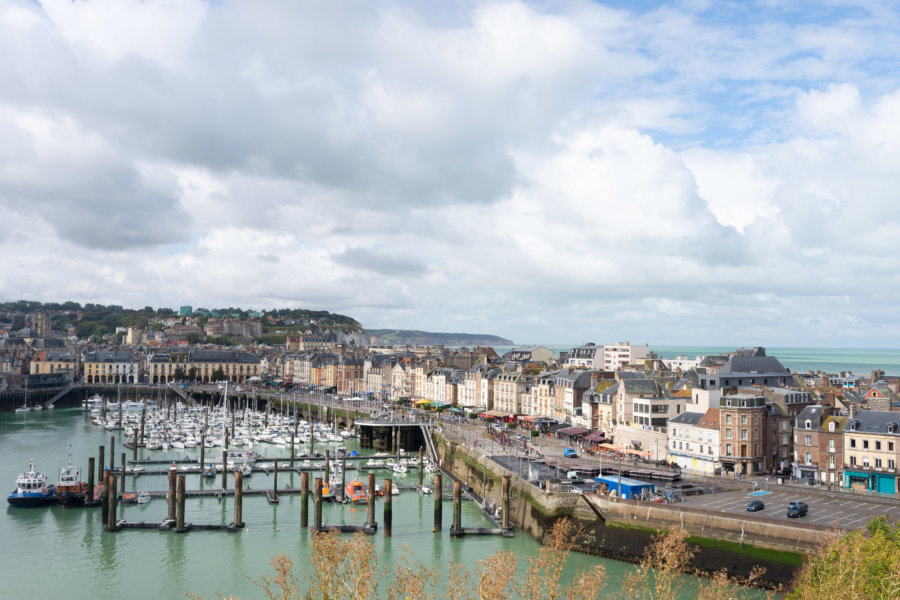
[494,345,900,375]
[1,408,636,598]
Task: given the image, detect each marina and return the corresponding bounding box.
[1,405,624,598]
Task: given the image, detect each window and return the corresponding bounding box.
[805,452,812,464]
[850,456,857,466]
[890,442,895,451]
[725,414,732,424]
[864,440,869,450]
[726,444,733,456]
[851,438,857,449]
[890,460,895,470]
[726,428,733,439]
[876,441,882,451]
[829,422,836,432]
[828,439,835,452]
[741,414,748,425]
[805,419,811,429]
[741,429,748,440]
[876,459,883,468]
[863,457,870,468]
[828,456,835,469]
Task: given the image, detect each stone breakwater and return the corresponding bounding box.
[433,431,809,588]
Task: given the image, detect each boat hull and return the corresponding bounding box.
[8,486,57,508]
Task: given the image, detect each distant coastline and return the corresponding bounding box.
[492,345,900,376]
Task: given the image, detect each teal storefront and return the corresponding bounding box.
[844,470,897,494]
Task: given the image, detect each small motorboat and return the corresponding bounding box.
[345,480,368,505]
[418,486,433,495]
[136,490,151,504]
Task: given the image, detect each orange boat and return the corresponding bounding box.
[345,480,367,504]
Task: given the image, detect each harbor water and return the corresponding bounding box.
[2,408,639,598]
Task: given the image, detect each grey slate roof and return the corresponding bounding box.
[844,410,900,434]
[669,411,705,426]
[795,405,824,429]
[718,355,789,376]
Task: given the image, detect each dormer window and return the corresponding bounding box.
[889,423,898,434]
[850,420,858,431]
[805,420,811,430]
[828,422,835,432]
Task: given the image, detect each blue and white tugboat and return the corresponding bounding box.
[8,459,57,508]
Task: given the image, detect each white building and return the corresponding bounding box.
[595,342,652,371]
[667,408,721,474]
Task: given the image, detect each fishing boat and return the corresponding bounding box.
[345,480,368,505]
[55,452,88,507]
[8,459,57,508]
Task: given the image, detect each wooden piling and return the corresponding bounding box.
[314,477,323,531]
[106,474,118,531]
[273,459,278,502]
[300,472,309,529]
[234,470,244,528]
[341,458,346,495]
[140,407,146,449]
[366,473,376,527]
[324,450,330,481]
[199,435,205,471]
[501,475,510,529]
[167,464,177,522]
[224,428,229,451]
[98,445,105,487]
[384,478,392,537]
[433,473,442,532]
[175,475,186,532]
[221,450,228,490]
[100,470,109,525]
[418,447,423,487]
[86,457,95,506]
[452,480,462,533]
[109,436,115,472]
[120,453,126,493]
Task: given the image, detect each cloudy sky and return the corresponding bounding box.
[2,0,899,347]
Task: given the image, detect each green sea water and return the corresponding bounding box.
[1,408,639,598]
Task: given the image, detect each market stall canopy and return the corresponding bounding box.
[557,427,589,437]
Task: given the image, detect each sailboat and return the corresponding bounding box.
[15,383,35,412]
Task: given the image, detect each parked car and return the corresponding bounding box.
[563,448,578,458]
[787,501,808,518]
[746,500,765,512]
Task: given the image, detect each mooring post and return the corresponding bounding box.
[140,407,146,449]
[341,458,346,494]
[291,418,299,467]
[225,428,229,451]
[452,480,462,534]
[175,475,186,532]
[502,475,510,529]
[87,457,95,505]
[366,472,376,527]
[392,426,398,456]
[106,474,118,532]
[100,469,109,525]
[324,450,330,482]
[102,396,107,419]
[231,410,235,440]
[234,470,244,528]
[167,464,177,522]
[313,477,323,531]
[110,436,115,472]
[418,447,423,487]
[434,473,442,531]
[221,450,228,490]
[290,432,295,468]
[265,403,270,428]
[120,453,126,494]
[384,478,393,537]
[273,459,278,501]
[300,471,309,529]
[98,445,105,488]
[310,427,315,457]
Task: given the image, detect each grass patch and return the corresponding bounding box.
[606,521,663,535]
[686,536,805,567]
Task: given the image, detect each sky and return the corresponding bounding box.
[2,0,900,348]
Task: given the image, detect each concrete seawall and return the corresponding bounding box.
[432,431,811,587]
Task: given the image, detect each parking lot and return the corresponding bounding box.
[681,488,900,529]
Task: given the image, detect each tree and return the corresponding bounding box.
[185,332,200,344]
[212,367,226,381]
[188,367,198,382]
[786,517,900,600]
[174,367,186,381]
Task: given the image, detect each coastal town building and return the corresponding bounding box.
[595,342,652,371]
[83,350,140,384]
[667,408,720,474]
[843,409,900,494]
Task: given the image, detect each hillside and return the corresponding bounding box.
[365,329,513,347]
